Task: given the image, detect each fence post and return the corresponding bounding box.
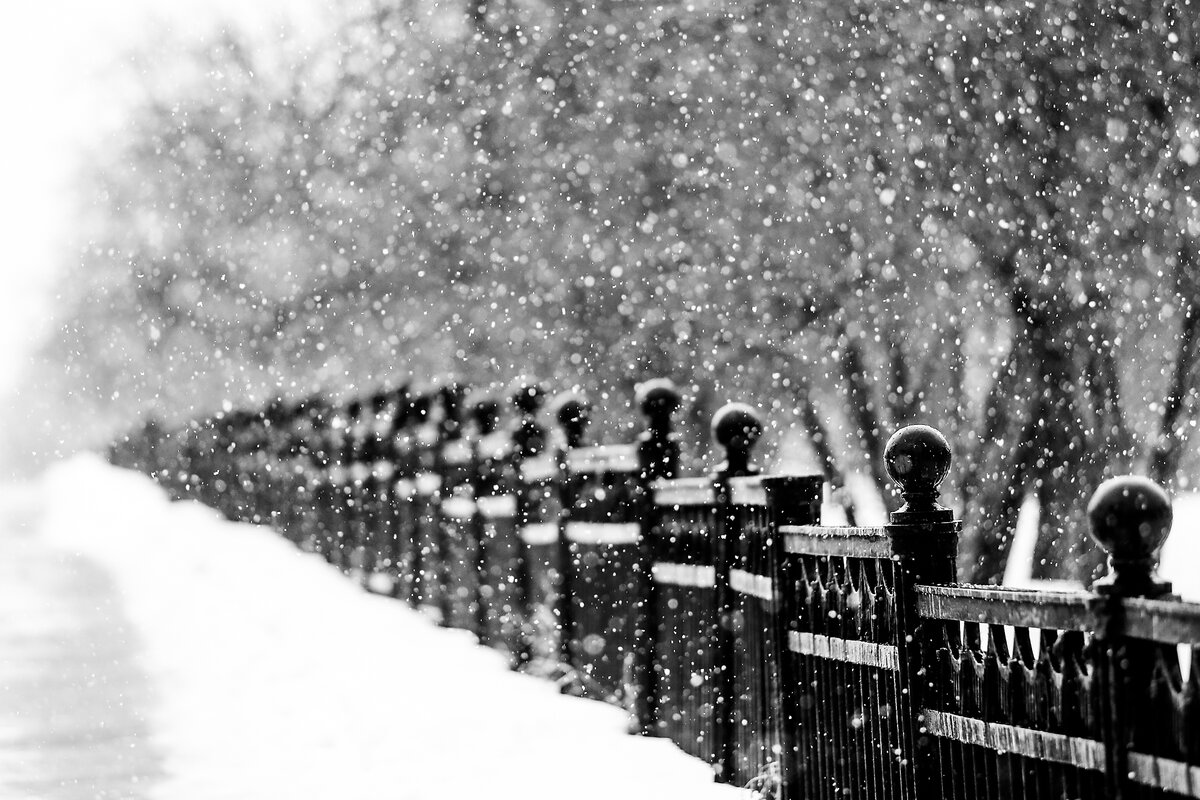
[349,390,390,581]
[632,378,681,735]
[1087,475,1174,800]
[411,391,441,611]
[470,394,503,640]
[333,398,364,571]
[552,391,590,666]
[512,381,548,665]
[377,387,408,588]
[882,424,960,800]
[389,388,421,604]
[307,402,333,560]
[435,383,469,626]
[711,402,763,782]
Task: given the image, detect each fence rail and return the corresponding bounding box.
[110,382,1197,800]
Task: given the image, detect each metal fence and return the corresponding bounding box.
[110,382,1199,800]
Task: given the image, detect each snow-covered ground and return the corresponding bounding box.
[16,455,744,799]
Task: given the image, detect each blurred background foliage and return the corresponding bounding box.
[33,0,1200,582]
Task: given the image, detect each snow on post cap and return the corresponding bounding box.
[635,378,681,416]
[884,424,953,523]
[1088,475,1173,597]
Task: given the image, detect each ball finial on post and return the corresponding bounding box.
[389,385,412,429]
[635,378,682,418]
[884,425,953,523]
[712,402,763,478]
[551,391,590,449]
[470,396,501,436]
[411,391,433,421]
[509,379,547,458]
[635,378,681,481]
[510,380,546,415]
[1088,475,1173,597]
[438,383,467,437]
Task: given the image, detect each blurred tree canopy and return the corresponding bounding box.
[44,0,1200,582]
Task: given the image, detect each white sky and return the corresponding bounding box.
[0,0,330,402]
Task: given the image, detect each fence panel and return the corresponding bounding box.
[437,431,479,630]
[349,395,396,580]
[473,426,523,657]
[513,448,561,668]
[916,585,1107,800]
[726,474,822,796]
[649,477,719,764]
[782,527,909,800]
[563,443,644,703]
[1112,598,1200,799]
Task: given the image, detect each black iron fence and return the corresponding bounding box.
[110,381,1199,800]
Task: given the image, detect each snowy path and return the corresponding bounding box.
[0,457,744,800]
[0,488,161,798]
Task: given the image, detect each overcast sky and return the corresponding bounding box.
[0,0,329,402]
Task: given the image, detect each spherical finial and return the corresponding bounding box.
[551,391,590,448]
[470,397,501,435]
[635,378,681,416]
[411,392,432,419]
[439,382,465,408]
[885,425,952,495]
[1088,475,1173,596]
[712,402,763,449]
[265,396,287,423]
[551,391,589,427]
[510,380,546,414]
[884,425,953,522]
[711,402,763,478]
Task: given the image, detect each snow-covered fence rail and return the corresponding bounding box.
[110,384,1198,800]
